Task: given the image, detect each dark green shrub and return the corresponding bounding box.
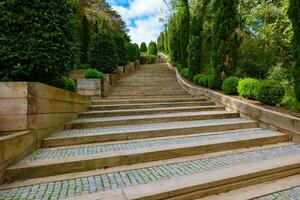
[112,33,128,66]
[140,42,147,52]
[84,68,105,80]
[127,43,137,62]
[198,75,209,87]
[89,31,117,73]
[0,0,78,85]
[180,68,189,79]
[193,74,204,84]
[76,63,90,69]
[134,43,141,60]
[222,76,240,95]
[207,75,222,89]
[55,77,76,92]
[255,80,285,105]
[148,41,158,56]
[80,15,90,64]
[238,78,260,99]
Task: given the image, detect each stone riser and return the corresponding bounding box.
[66,112,239,129]
[5,134,288,181]
[109,91,188,96]
[79,106,225,118]
[91,97,207,105]
[43,121,258,147]
[88,101,215,111]
[106,95,193,99]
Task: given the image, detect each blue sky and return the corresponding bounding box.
[107,0,168,45]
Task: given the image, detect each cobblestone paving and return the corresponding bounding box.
[257,185,300,200]
[1,144,300,200]
[72,111,231,123]
[50,118,253,139]
[21,129,275,163]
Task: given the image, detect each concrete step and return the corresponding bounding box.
[109,90,188,96]
[111,86,185,92]
[43,118,258,147]
[79,105,225,118]
[5,129,288,181]
[91,97,207,105]
[104,95,193,99]
[201,174,300,200]
[66,111,239,129]
[89,101,215,111]
[2,143,300,199]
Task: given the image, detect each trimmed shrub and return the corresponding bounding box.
[181,68,189,79]
[207,75,222,89]
[238,78,261,99]
[140,42,147,52]
[55,77,76,92]
[255,80,285,105]
[198,75,209,87]
[112,33,128,66]
[134,43,141,60]
[84,68,105,80]
[89,31,118,73]
[76,63,90,69]
[0,0,78,85]
[193,74,204,84]
[127,43,137,62]
[148,41,158,56]
[222,76,240,95]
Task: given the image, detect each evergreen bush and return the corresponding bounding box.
[127,43,137,62]
[80,15,90,64]
[193,74,205,84]
[84,68,105,80]
[89,31,118,73]
[112,33,128,66]
[140,42,148,52]
[180,68,189,79]
[198,75,209,87]
[207,75,222,89]
[222,76,240,95]
[134,43,141,60]
[148,42,158,56]
[0,0,78,85]
[238,78,260,99]
[255,80,285,105]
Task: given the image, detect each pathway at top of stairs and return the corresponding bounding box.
[1,63,299,200]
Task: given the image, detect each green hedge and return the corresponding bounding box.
[207,75,222,89]
[180,68,189,79]
[222,76,240,95]
[0,0,78,86]
[84,68,105,80]
[238,78,261,99]
[255,80,285,105]
[140,55,157,64]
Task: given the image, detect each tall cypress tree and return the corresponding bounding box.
[288,0,300,101]
[210,0,240,80]
[112,32,128,66]
[188,0,205,80]
[177,0,190,68]
[168,15,180,64]
[164,29,168,54]
[140,42,147,52]
[80,15,90,64]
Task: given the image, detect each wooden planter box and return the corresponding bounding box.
[77,79,101,97]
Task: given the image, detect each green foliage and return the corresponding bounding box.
[180,68,189,79]
[177,0,190,67]
[193,74,209,87]
[134,43,141,60]
[288,0,300,101]
[238,78,260,99]
[140,42,148,52]
[55,77,76,92]
[168,16,180,63]
[207,75,222,89]
[89,31,117,73]
[0,0,78,85]
[255,80,285,105]
[222,76,240,95]
[112,32,128,66]
[127,43,137,62]
[84,68,105,80]
[211,0,240,80]
[188,0,204,80]
[148,41,158,56]
[140,55,157,64]
[193,74,205,84]
[157,32,165,52]
[268,64,293,90]
[80,15,90,64]
[75,63,90,69]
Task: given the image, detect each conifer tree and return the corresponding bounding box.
[140,42,147,52]
[80,15,90,64]
[168,15,180,64]
[210,0,240,80]
[288,0,300,101]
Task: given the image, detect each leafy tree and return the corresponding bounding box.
[211,0,240,80]
[188,0,204,80]
[157,32,165,52]
[80,15,90,64]
[288,0,300,101]
[148,41,158,56]
[0,0,78,86]
[134,43,141,60]
[127,43,137,62]
[168,15,180,64]
[176,0,190,67]
[89,31,118,73]
[140,42,148,52]
[112,32,128,66]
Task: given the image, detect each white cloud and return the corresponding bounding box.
[109,0,168,45]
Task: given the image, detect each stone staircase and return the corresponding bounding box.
[0,63,300,200]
